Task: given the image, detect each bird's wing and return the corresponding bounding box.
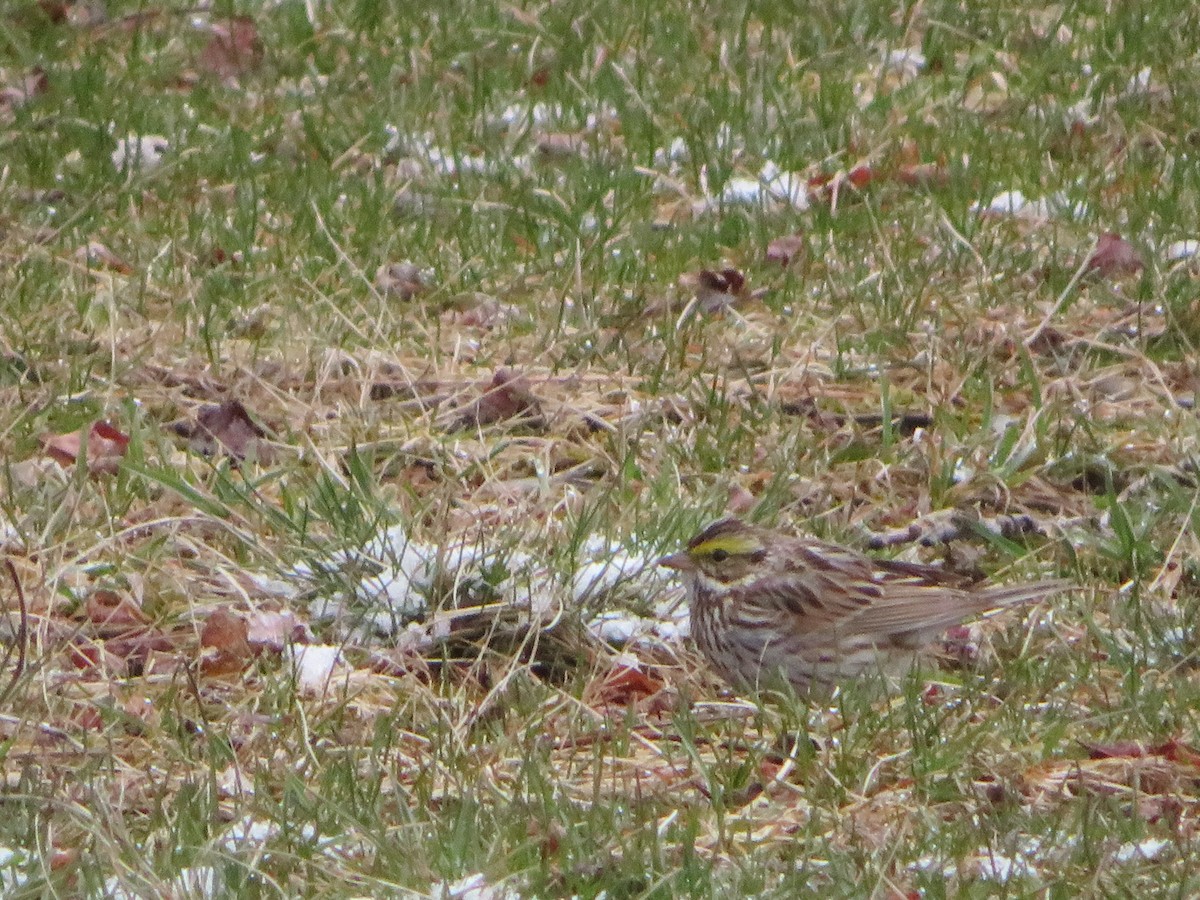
[840,575,1063,638]
[739,535,1062,639]
[735,540,882,635]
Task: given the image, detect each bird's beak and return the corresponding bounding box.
[658,552,695,572]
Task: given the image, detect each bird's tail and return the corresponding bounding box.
[976,578,1073,611]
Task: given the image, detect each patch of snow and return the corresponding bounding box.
[1125,67,1153,95]
[111,134,169,172]
[588,610,649,644]
[1165,239,1200,261]
[695,162,810,214]
[1113,837,1170,864]
[0,846,29,893]
[881,47,927,76]
[572,548,653,603]
[289,644,348,695]
[971,189,1087,221]
[438,872,522,900]
[968,852,1038,882]
[653,136,690,167]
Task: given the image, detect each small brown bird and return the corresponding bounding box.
[659,517,1069,694]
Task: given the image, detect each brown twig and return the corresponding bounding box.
[0,558,29,709]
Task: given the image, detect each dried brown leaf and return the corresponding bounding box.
[894,161,949,188]
[0,68,48,108]
[185,400,267,461]
[586,663,664,708]
[86,588,148,636]
[375,262,424,300]
[246,609,306,654]
[1087,232,1144,278]
[201,607,252,656]
[199,16,263,80]
[449,369,545,431]
[765,233,805,267]
[41,420,130,474]
[441,294,518,329]
[683,267,750,313]
[74,241,133,274]
[200,607,253,676]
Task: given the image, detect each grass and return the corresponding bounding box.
[3,0,1200,895]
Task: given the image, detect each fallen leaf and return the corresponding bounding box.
[535,132,587,160]
[246,609,307,654]
[0,68,49,108]
[35,0,70,23]
[201,607,251,655]
[1153,739,1200,767]
[847,163,875,188]
[41,420,130,474]
[1087,232,1144,278]
[66,640,122,674]
[199,17,263,81]
[1081,740,1152,760]
[105,629,178,675]
[449,369,545,431]
[200,607,253,675]
[183,400,267,461]
[765,233,805,267]
[441,294,518,328]
[675,267,752,314]
[895,161,949,188]
[587,663,664,707]
[74,241,133,274]
[86,588,148,636]
[808,163,875,200]
[375,262,424,300]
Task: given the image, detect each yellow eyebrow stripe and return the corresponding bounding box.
[690,535,761,556]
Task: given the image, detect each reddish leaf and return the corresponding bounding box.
[1087,232,1144,278]
[589,664,664,706]
[374,262,424,300]
[86,588,148,636]
[895,162,949,188]
[74,706,105,731]
[186,400,266,460]
[200,607,254,676]
[765,233,805,267]
[41,420,130,474]
[199,17,263,80]
[0,68,49,108]
[201,607,251,655]
[1152,739,1200,767]
[441,295,517,329]
[105,629,178,675]
[67,641,111,672]
[847,163,875,188]
[74,241,133,274]
[246,609,307,654]
[686,267,750,313]
[809,164,874,199]
[65,638,144,681]
[449,369,545,431]
[1081,740,1150,760]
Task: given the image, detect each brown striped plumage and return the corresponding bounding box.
[659,518,1069,694]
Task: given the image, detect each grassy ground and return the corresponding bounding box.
[3,0,1200,895]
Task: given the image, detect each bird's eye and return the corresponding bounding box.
[710,549,729,563]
